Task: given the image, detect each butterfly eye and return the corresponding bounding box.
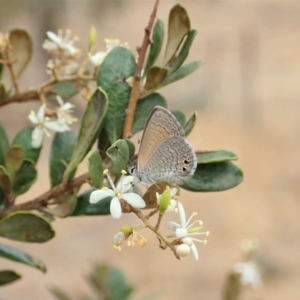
[128,165,136,175]
[182,166,187,172]
[184,159,190,165]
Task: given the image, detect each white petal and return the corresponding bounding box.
[122,193,145,208]
[110,197,122,219]
[177,202,187,227]
[165,221,180,231]
[60,102,74,111]
[28,112,39,124]
[31,127,44,148]
[56,95,64,106]
[44,120,70,132]
[37,104,46,121]
[46,31,61,44]
[176,227,188,238]
[89,189,113,203]
[90,51,106,66]
[190,242,199,261]
[176,244,190,257]
[117,176,134,193]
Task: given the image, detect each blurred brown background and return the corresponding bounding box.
[1,0,300,299]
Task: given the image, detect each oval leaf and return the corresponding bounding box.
[0,122,9,166]
[169,29,197,74]
[132,93,167,135]
[97,47,136,144]
[162,60,204,88]
[4,146,24,180]
[63,88,108,184]
[0,270,21,286]
[144,66,168,91]
[1,29,32,89]
[0,165,11,196]
[12,160,37,196]
[197,149,238,164]
[71,189,111,216]
[181,161,243,192]
[106,139,129,175]
[0,211,55,243]
[184,111,198,136]
[52,81,78,99]
[163,4,191,66]
[144,19,165,74]
[0,242,46,272]
[50,131,77,187]
[12,127,41,164]
[86,150,104,189]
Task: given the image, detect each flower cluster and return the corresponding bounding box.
[42,30,81,75]
[28,96,77,148]
[89,176,209,261]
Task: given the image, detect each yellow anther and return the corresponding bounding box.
[206,231,210,236]
[204,239,208,245]
[121,170,127,175]
[103,169,108,175]
[113,245,121,251]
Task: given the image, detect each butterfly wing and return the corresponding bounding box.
[138,136,197,184]
[137,106,185,171]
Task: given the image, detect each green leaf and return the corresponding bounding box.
[97,47,136,144]
[0,165,11,196]
[4,146,24,180]
[1,29,32,89]
[12,160,37,196]
[0,82,5,100]
[171,110,186,127]
[12,127,41,164]
[144,67,168,91]
[106,139,129,174]
[161,60,204,88]
[197,149,238,164]
[163,4,191,66]
[50,131,77,187]
[71,189,111,216]
[169,29,197,74]
[49,287,73,300]
[0,211,55,243]
[181,161,243,192]
[86,150,103,189]
[0,242,46,272]
[88,263,134,300]
[0,270,21,286]
[132,93,167,135]
[0,122,9,166]
[63,88,108,184]
[184,111,197,136]
[144,19,165,74]
[52,81,78,99]
[44,190,77,218]
[124,139,135,160]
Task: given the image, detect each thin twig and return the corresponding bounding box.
[131,206,180,260]
[0,74,94,107]
[0,172,90,219]
[122,0,160,139]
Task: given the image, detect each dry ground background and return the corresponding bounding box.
[0,0,300,299]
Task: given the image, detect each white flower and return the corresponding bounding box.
[89,38,129,66]
[43,29,80,57]
[166,202,209,260]
[28,104,71,148]
[56,95,77,125]
[234,261,262,289]
[156,186,178,213]
[89,170,146,219]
